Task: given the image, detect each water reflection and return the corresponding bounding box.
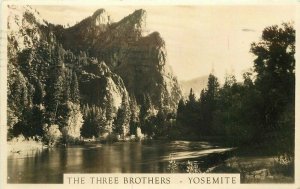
[8,141,232,183]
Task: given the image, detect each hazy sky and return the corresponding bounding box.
[34,5,295,82]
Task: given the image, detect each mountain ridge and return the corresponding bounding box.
[57,8,182,110]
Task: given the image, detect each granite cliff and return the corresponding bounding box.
[7,6,182,139]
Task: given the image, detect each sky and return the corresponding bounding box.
[33,5,295,82]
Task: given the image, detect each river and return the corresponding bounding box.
[7,140,233,183]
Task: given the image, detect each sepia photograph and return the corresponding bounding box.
[2,1,297,187]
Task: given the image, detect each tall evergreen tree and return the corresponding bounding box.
[198,74,219,136]
[188,88,196,104]
[206,74,219,101]
[129,94,140,135]
[70,71,80,103]
[176,98,185,121]
[103,93,115,133]
[113,95,131,137]
[33,80,43,105]
[44,44,65,125]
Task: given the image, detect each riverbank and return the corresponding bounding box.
[208,151,294,183]
[168,137,294,183]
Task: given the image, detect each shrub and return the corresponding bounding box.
[271,154,294,177]
[43,124,62,146]
[186,160,201,173]
[167,153,178,173]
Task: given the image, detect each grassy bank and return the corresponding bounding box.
[8,135,44,154]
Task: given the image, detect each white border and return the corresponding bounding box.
[0,1,299,189]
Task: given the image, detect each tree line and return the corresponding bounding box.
[172,23,295,156]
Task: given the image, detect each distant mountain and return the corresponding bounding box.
[180,76,208,98]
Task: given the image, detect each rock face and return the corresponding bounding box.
[79,61,128,110]
[114,31,181,110]
[59,8,182,111]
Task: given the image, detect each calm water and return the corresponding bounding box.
[8,141,233,183]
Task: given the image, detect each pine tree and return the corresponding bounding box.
[206,74,219,101]
[62,70,70,103]
[113,95,131,137]
[153,109,166,136]
[177,99,185,119]
[104,94,114,133]
[70,71,80,103]
[198,74,220,136]
[129,94,140,135]
[33,80,43,105]
[188,88,196,104]
[44,44,65,125]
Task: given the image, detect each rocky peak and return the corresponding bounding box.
[120,9,146,24]
[131,9,146,22]
[7,5,45,52]
[7,5,45,30]
[137,32,165,49]
[115,9,147,36]
[92,9,106,18]
[91,9,110,26]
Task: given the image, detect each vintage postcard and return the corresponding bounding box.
[0,0,299,189]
